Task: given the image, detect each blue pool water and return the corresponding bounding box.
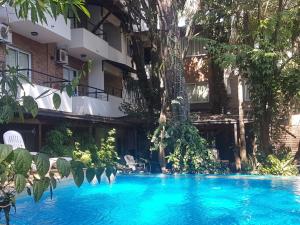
[7,175,300,225]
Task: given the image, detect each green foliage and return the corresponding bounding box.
[96,129,119,169]
[35,153,50,177]
[152,122,227,174]
[71,161,84,187]
[15,174,26,193]
[85,168,96,183]
[22,96,38,117]
[52,93,61,109]
[72,142,92,166]
[56,158,71,178]
[41,125,74,157]
[195,0,300,155]
[258,148,298,176]
[3,0,90,24]
[13,148,32,175]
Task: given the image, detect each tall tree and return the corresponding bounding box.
[196,0,300,158]
[124,0,201,169]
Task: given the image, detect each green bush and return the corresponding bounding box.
[258,147,298,176]
[41,126,74,157]
[152,122,228,174]
[72,142,92,166]
[96,129,119,168]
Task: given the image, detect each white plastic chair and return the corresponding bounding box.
[3,130,38,155]
[3,130,71,172]
[124,155,145,171]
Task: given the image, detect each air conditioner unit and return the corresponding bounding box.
[0,24,12,44]
[56,49,68,64]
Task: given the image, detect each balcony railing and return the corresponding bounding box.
[69,17,107,40]
[0,69,109,101]
[105,86,123,98]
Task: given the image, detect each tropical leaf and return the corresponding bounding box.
[95,167,104,184]
[66,83,73,97]
[35,153,50,177]
[106,167,115,183]
[32,178,50,202]
[52,93,61,109]
[23,96,39,117]
[13,148,32,175]
[56,158,71,178]
[71,161,84,187]
[85,168,95,183]
[0,144,13,163]
[15,174,26,193]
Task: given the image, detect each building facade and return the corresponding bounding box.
[0,2,145,158]
[184,39,300,164]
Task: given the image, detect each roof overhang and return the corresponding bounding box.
[103,60,136,74]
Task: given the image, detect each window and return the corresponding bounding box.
[6,47,31,79]
[63,67,78,95]
[186,82,209,103]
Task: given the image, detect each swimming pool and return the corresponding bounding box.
[8,175,300,225]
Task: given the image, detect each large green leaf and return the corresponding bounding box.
[106,167,115,183]
[56,158,71,178]
[0,105,14,123]
[95,167,104,184]
[85,168,95,183]
[32,178,50,202]
[13,148,32,175]
[0,144,13,163]
[71,161,84,187]
[66,83,73,97]
[52,93,61,109]
[23,96,39,117]
[35,153,50,177]
[15,174,26,193]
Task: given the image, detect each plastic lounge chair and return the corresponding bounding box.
[124,155,145,171]
[3,130,71,172]
[3,130,38,155]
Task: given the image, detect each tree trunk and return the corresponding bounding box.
[237,75,247,162]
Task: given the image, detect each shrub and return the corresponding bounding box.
[72,142,92,166]
[152,122,227,174]
[96,129,119,168]
[41,126,74,157]
[258,147,298,176]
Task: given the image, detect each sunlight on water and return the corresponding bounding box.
[7,175,300,225]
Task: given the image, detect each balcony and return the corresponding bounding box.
[1,69,125,117]
[68,19,109,60]
[68,18,131,65]
[0,5,71,43]
[68,28,109,60]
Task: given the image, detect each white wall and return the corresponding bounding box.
[291,114,300,126]
[72,95,125,117]
[69,28,109,59]
[20,84,72,113]
[89,61,104,90]
[0,6,71,43]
